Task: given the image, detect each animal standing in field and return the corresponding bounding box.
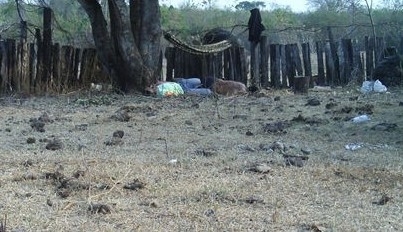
[212,79,248,96]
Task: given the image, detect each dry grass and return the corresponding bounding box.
[0,86,402,231]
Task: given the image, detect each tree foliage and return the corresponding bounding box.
[235,1,266,11]
[1,0,403,47]
[0,0,91,45]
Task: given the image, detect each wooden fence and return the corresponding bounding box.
[166,35,399,89]
[0,37,109,95]
[165,45,248,85]
[0,33,399,95]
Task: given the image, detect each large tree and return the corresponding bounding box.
[77,0,162,92]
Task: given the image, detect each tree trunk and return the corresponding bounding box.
[77,0,161,92]
[130,0,162,86]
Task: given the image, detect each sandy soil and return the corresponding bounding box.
[0,85,402,231]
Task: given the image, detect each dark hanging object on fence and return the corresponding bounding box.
[248,8,265,43]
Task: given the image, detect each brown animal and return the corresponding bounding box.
[212,79,248,96]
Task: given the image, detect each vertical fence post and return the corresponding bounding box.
[165,47,175,81]
[285,44,295,87]
[280,44,287,87]
[259,36,269,87]
[316,41,325,85]
[250,41,260,88]
[238,47,248,85]
[325,41,335,85]
[341,39,353,85]
[302,42,312,87]
[73,47,81,87]
[365,36,375,79]
[34,28,42,93]
[28,43,36,93]
[375,37,385,65]
[327,26,340,85]
[8,39,17,92]
[42,7,52,92]
[352,39,364,83]
[270,44,281,88]
[52,43,60,92]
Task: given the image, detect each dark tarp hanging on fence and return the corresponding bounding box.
[248,8,265,43]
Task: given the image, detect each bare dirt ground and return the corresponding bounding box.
[0,85,402,232]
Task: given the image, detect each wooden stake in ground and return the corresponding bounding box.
[294,75,310,94]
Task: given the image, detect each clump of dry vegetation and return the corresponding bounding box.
[0,86,402,231]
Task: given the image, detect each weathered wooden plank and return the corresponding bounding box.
[72,48,82,87]
[0,40,7,93]
[78,48,88,84]
[79,48,96,87]
[42,7,52,91]
[35,28,42,93]
[52,43,60,92]
[280,44,287,87]
[365,36,374,79]
[28,43,36,93]
[294,75,310,94]
[183,51,190,77]
[260,36,269,88]
[232,48,239,82]
[341,39,353,85]
[174,49,183,78]
[193,53,203,78]
[205,52,221,80]
[201,54,209,79]
[325,41,335,85]
[292,44,303,76]
[270,44,281,88]
[302,43,311,77]
[233,48,240,83]
[224,49,230,80]
[17,41,30,92]
[66,46,76,89]
[8,39,17,92]
[86,48,98,86]
[165,47,175,81]
[15,42,22,92]
[375,37,385,66]
[327,27,340,85]
[229,48,236,81]
[285,44,295,87]
[301,42,312,87]
[230,48,238,81]
[315,41,325,85]
[202,54,213,79]
[238,47,248,85]
[60,45,74,91]
[250,41,259,88]
[352,39,364,83]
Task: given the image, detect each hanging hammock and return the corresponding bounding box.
[163,31,233,55]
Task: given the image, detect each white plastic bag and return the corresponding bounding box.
[352,114,370,123]
[360,81,374,94]
[373,80,387,93]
